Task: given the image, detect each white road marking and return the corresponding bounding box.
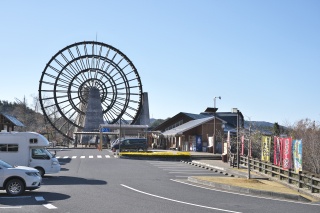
[55,155,115,159]
[43,204,57,209]
[0,206,22,209]
[0,196,31,199]
[171,179,320,206]
[169,172,216,174]
[121,184,242,213]
[35,196,45,201]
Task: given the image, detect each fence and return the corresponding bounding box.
[239,156,320,194]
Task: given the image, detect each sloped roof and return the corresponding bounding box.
[162,116,226,137]
[182,112,211,120]
[0,113,25,127]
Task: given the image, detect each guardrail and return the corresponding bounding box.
[239,156,320,194]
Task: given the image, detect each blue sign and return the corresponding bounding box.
[101,128,110,132]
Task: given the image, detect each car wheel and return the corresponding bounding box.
[36,167,45,177]
[6,179,25,196]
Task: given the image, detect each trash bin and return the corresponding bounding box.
[207,146,213,153]
[222,154,227,163]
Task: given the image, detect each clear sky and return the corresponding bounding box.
[0,0,319,126]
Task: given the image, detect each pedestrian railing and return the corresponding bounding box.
[239,156,320,194]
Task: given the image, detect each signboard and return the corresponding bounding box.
[282,137,292,170]
[101,128,110,132]
[292,139,302,172]
[261,136,271,162]
[196,135,202,152]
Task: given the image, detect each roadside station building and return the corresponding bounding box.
[152,108,244,153]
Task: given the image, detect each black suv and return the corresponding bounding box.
[111,138,147,152]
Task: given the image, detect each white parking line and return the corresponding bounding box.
[72,156,77,159]
[80,156,85,158]
[105,155,110,158]
[89,155,93,158]
[172,179,320,206]
[43,204,57,209]
[35,196,45,201]
[63,156,69,159]
[0,206,22,209]
[97,155,102,158]
[121,184,241,213]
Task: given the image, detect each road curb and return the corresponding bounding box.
[181,160,235,177]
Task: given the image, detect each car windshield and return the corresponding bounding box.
[0,160,13,168]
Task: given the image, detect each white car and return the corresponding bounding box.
[0,159,42,196]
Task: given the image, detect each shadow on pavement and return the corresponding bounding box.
[42,175,107,186]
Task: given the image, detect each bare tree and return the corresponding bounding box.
[288,119,320,174]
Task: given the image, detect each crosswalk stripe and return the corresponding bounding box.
[57,155,114,159]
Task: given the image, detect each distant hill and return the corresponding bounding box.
[244,121,274,129]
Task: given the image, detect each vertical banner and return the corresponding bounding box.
[292,139,302,173]
[196,135,202,152]
[227,131,230,149]
[274,136,282,166]
[227,131,230,155]
[282,137,292,170]
[241,135,244,155]
[261,136,271,162]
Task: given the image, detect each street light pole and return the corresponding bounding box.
[119,117,122,155]
[213,96,221,154]
[247,125,251,179]
[237,109,240,169]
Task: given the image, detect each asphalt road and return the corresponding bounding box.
[0,148,319,212]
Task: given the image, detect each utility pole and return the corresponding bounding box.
[213,96,221,154]
[247,125,251,179]
[237,109,240,169]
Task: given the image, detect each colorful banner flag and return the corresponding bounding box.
[274,136,282,166]
[292,139,302,173]
[282,137,292,170]
[261,136,271,162]
[227,131,230,154]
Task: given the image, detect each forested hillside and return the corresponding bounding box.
[0,99,45,133]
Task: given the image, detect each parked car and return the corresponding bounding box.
[0,159,42,196]
[111,138,147,152]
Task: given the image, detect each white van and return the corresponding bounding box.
[0,131,60,177]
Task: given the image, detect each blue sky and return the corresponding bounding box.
[0,0,319,126]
